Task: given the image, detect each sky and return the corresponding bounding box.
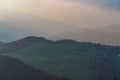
[0,0,120,45]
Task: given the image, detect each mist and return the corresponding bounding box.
[0,0,120,45]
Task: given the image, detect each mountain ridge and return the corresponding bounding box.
[0,36,120,80]
[0,36,119,54]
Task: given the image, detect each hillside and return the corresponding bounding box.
[0,36,120,80]
[0,55,66,80]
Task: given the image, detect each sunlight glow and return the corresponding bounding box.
[0,0,13,9]
[0,0,14,21]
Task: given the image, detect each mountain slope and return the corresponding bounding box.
[0,36,120,80]
[0,55,66,80]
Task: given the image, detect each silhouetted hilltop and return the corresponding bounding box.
[18,36,53,43]
[0,36,119,54]
[0,36,53,53]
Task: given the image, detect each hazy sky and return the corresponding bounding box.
[0,0,120,45]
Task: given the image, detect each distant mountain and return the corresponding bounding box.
[0,55,66,80]
[0,36,53,53]
[0,36,120,80]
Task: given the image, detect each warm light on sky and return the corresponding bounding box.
[0,0,120,45]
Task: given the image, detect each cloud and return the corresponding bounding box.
[52,25,120,45]
[0,0,120,45]
[0,22,28,42]
[59,0,120,9]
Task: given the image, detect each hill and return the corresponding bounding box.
[0,55,66,80]
[0,36,120,80]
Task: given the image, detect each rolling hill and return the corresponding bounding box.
[0,55,66,80]
[0,36,120,80]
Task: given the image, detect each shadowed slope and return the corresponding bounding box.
[0,55,66,80]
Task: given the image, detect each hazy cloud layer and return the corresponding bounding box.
[60,0,120,9]
[0,0,120,45]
